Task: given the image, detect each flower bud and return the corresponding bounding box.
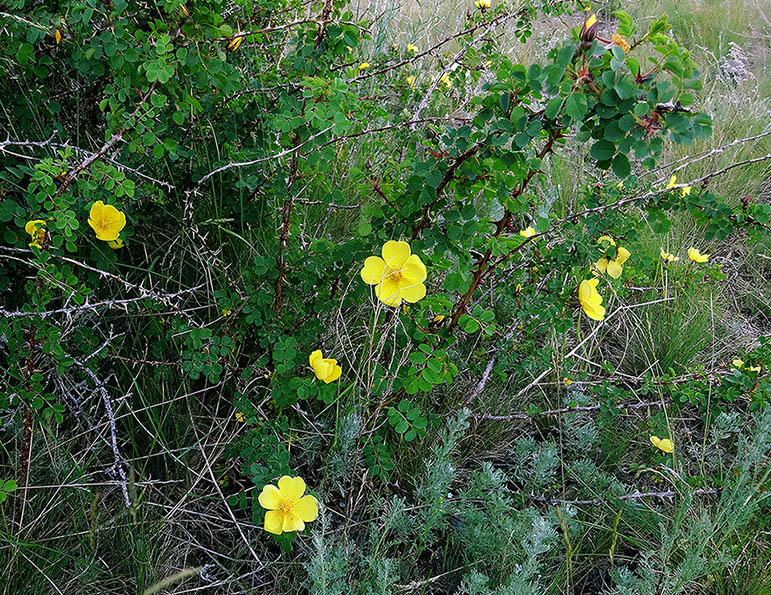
[579,13,597,49]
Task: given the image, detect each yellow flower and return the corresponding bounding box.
[360,240,427,307]
[650,435,674,453]
[406,75,416,88]
[235,411,245,422]
[406,43,418,54]
[346,46,353,52]
[612,33,630,54]
[732,358,744,368]
[439,73,451,89]
[616,181,624,189]
[660,247,679,262]
[563,377,573,386]
[681,186,692,197]
[222,308,233,317]
[88,201,126,241]
[227,36,243,52]
[519,227,536,238]
[747,365,762,373]
[594,236,631,279]
[25,219,47,249]
[688,247,709,263]
[359,62,370,70]
[309,350,342,383]
[107,238,124,249]
[54,29,62,44]
[665,175,677,190]
[475,0,490,8]
[578,278,605,321]
[258,476,319,535]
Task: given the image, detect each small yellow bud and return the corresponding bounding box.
[227,36,243,52]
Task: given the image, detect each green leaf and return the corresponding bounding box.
[565,93,588,122]
[590,140,616,161]
[612,153,631,178]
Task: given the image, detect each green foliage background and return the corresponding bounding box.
[0,0,769,592]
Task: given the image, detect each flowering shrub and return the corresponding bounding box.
[0,1,769,592]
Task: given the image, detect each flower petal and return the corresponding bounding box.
[375,277,403,307]
[295,495,319,522]
[282,512,305,533]
[594,258,608,273]
[309,350,322,366]
[361,256,386,285]
[398,279,426,303]
[258,484,282,510]
[583,302,605,321]
[278,476,306,502]
[606,260,622,279]
[401,254,427,283]
[312,359,331,380]
[597,235,616,247]
[616,247,631,265]
[264,510,284,534]
[324,364,342,384]
[381,240,411,268]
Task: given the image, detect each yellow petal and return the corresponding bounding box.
[375,277,403,307]
[54,29,62,44]
[594,258,608,274]
[616,247,631,265]
[578,278,598,302]
[258,484,282,510]
[282,512,305,533]
[665,175,677,189]
[398,279,426,303]
[294,495,319,522]
[681,186,692,197]
[519,227,535,238]
[325,364,342,383]
[25,220,46,237]
[278,476,306,502]
[585,13,597,28]
[264,510,284,534]
[309,350,322,366]
[402,254,427,283]
[732,359,743,368]
[597,235,616,247]
[583,302,605,321]
[360,256,386,285]
[312,358,332,380]
[381,240,411,268]
[606,260,623,279]
[107,238,124,249]
[688,248,709,263]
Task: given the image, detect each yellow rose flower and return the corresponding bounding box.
[25,219,47,249]
[594,236,631,279]
[258,476,319,535]
[650,435,674,453]
[660,247,680,263]
[88,201,126,241]
[519,227,535,238]
[578,278,605,321]
[612,33,630,54]
[665,175,677,190]
[732,358,744,368]
[359,62,370,70]
[681,186,692,197]
[406,43,418,54]
[360,240,427,307]
[227,36,243,52]
[474,0,490,8]
[688,247,709,263]
[563,377,573,386]
[309,350,342,383]
[235,411,245,422]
